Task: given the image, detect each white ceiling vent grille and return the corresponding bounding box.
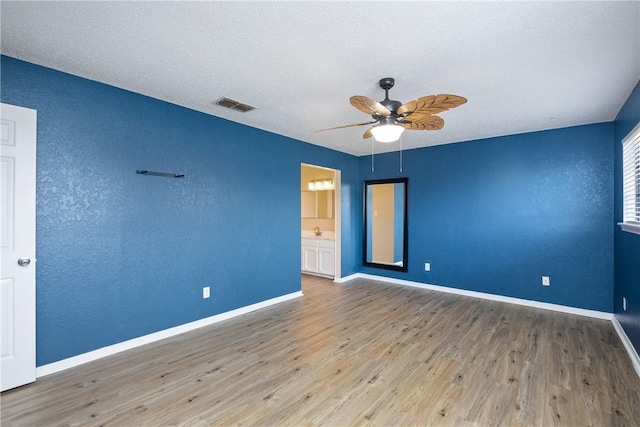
[213,97,256,113]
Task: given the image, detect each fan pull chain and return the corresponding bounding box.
[371,136,375,172]
[399,134,403,172]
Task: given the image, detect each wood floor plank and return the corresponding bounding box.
[1,275,639,426]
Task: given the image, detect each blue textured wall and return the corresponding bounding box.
[360,123,615,312]
[0,56,359,366]
[614,79,640,352]
[2,53,632,366]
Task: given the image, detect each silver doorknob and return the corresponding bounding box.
[17,257,31,267]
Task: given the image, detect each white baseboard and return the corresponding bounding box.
[37,274,640,381]
[36,291,303,378]
[333,273,360,283]
[611,317,640,378]
[347,273,613,319]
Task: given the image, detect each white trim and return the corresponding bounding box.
[35,275,640,380]
[623,120,640,146]
[36,291,303,378]
[300,163,341,281]
[618,222,640,235]
[344,273,612,319]
[333,273,360,284]
[334,169,341,280]
[612,317,640,378]
[621,121,640,226]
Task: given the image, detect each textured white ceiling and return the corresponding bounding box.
[1,1,639,156]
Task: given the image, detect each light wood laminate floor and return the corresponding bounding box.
[2,275,639,426]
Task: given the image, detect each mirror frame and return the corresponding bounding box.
[363,177,408,272]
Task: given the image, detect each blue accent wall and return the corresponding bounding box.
[614,79,640,353]
[0,56,359,366]
[2,53,635,367]
[360,123,615,312]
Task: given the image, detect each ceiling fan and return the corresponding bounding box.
[318,78,467,143]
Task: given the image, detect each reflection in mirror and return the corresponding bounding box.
[363,178,408,272]
[301,190,334,219]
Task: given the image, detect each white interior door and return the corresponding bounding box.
[1,103,37,392]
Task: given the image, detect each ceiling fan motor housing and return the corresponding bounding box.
[378,116,398,126]
[379,100,402,116]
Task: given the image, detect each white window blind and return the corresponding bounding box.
[622,122,640,229]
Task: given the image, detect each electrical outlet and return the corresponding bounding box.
[623,297,627,311]
[542,276,550,287]
[424,262,431,272]
[203,286,210,299]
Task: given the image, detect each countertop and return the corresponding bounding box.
[301,230,335,240]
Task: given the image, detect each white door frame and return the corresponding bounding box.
[301,163,341,280]
[333,169,341,280]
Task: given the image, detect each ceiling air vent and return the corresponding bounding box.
[213,97,256,113]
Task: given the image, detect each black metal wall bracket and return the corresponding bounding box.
[136,170,185,178]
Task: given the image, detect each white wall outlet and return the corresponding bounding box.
[203,286,210,299]
[542,276,550,287]
[623,297,627,311]
[424,262,431,272]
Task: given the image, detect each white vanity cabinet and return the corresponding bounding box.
[301,238,335,277]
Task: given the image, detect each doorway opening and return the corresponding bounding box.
[300,164,341,280]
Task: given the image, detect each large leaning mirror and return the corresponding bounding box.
[363,178,408,272]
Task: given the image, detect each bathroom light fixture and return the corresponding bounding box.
[370,123,405,143]
[308,178,334,191]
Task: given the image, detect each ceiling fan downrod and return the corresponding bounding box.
[378,77,402,113]
[378,77,401,114]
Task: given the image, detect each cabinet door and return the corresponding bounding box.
[302,246,318,273]
[317,248,335,276]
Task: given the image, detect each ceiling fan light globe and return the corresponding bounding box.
[370,124,405,143]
